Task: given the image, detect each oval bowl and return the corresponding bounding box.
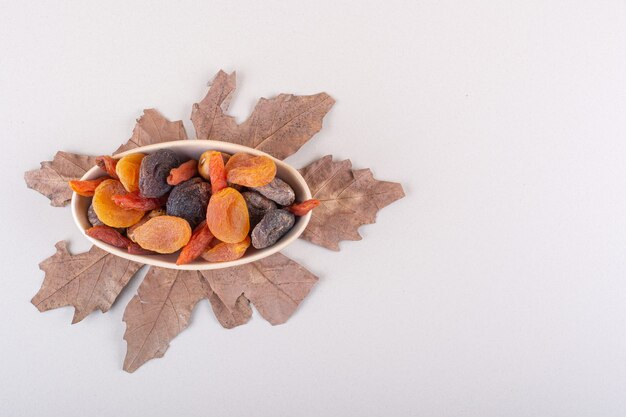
[71,140,312,270]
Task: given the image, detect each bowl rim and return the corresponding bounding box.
[71,139,312,270]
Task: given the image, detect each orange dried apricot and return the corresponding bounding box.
[92,179,144,228]
[206,187,250,243]
[132,215,192,254]
[202,236,250,262]
[115,153,145,193]
[225,153,276,187]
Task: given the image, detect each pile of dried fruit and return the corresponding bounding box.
[70,149,319,265]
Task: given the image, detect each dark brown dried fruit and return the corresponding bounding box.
[139,149,182,198]
[251,177,295,206]
[251,209,295,249]
[87,203,104,227]
[242,191,277,228]
[166,178,211,229]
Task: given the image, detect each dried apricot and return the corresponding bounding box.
[126,209,164,242]
[68,177,108,197]
[176,221,214,265]
[202,236,250,262]
[95,156,119,179]
[225,153,276,187]
[167,159,197,186]
[92,179,145,228]
[288,199,320,216]
[132,215,192,254]
[115,153,145,193]
[198,151,230,181]
[206,187,250,243]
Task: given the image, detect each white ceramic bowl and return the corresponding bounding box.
[71,140,312,270]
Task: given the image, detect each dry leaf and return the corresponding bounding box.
[201,252,318,326]
[24,151,97,207]
[31,241,143,324]
[123,253,317,372]
[114,108,188,155]
[299,155,405,251]
[122,267,205,373]
[192,70,335,160]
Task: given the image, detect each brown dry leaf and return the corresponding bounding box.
[192,70,335,160]
[299,155,405,251]
[31,241,143,324]
[123,253,317,372]
[114,108,188,155]
[24,151,97,207]
[122,267,205,373]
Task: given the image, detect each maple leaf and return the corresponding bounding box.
[298,155,405,251]
[191,70,335,160]
[31,241,143,324]
[24,151,97,207]
[122,253,317,372]
[114,108,188,155]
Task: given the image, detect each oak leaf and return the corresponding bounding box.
[122,253,317,372]
[191,70,335,160]
[298,155,405,251]
[31,241,143,324]
[114,108,188,155]
[24,151,97,207]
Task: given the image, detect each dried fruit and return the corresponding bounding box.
[206,187,250,243]
[166,178,211,229]
[167,159,198,186]
[68,177,108,197]
[202,236,250,262]
[198,151,230,181]
[251,209,295,249]
[251,177,295,206]
[92,179,145,228]
[207,151,228,194]
[139,149,182,198]
[132,215,192,254]
[288,199,320,216]
[115,153,146,192]
[95,156,119,179]
[87,204,104,227]
[176,221,214,265]
[86,225,131,249]
[112,192,166,211]
[225,153,276,187]
[242,191,277,228]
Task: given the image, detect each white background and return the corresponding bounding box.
[2,1,626,416]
